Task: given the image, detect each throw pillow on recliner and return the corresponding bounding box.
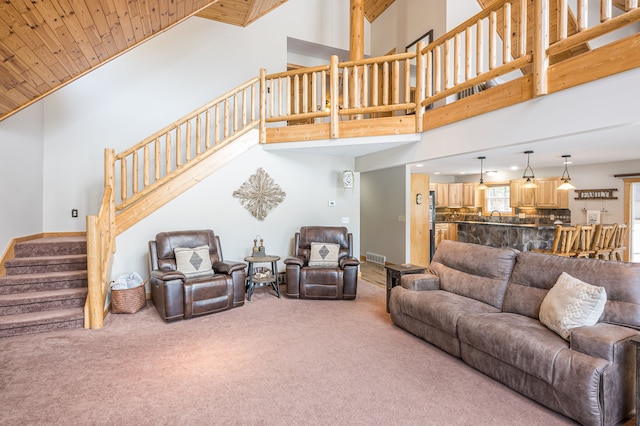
[308,242,340,267]
[174,246,215,279]
[539,272,607,340]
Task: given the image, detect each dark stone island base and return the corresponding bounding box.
[455,221,557,252]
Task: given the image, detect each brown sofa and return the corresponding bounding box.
[284,226,360,299]
[148,229,246,321]
[389,240,640,426]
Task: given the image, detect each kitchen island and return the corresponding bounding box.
[455,221,557,252]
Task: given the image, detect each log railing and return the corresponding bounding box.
[111,77,261,213]
[84,0,639,329]
[85,185,115,329]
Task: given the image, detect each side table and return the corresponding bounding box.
[244,255,281,301]
[385,263,427,313]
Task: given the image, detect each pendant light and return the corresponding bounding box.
[477,156,488,190]
[521,150,538,189]
[557,154,576,190]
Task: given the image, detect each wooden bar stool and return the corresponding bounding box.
[571,224,595,258]
[610,223,628,261]
[533,225,578,257]
[590,224,617,260]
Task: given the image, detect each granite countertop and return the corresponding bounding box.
[454,221,557,229]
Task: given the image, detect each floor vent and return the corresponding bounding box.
[365,252,386,266]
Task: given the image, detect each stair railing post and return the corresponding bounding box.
[533,0,550,97]
[330,55,340,139]
[86,215,104,330]
[415,41,425,133]
[259,68,266,144]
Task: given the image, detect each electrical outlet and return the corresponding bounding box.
[71,209,78,218]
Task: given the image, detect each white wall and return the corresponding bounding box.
[360,166,407,264]
[0,104,44,249]
[113,132,360,283]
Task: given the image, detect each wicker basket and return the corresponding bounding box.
[111,280,146,314]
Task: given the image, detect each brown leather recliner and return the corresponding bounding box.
[148,229,246,321]
[284,226,360,300]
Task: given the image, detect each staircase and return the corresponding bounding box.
[0,236,88,338]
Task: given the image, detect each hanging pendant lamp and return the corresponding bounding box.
[521,150,538,189]
[557,154,576,190]
[477,156,488,190]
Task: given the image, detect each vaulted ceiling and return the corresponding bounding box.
[0,0,395,122]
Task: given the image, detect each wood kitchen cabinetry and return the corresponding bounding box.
[448,183,463,208]
[509,178,568,208]
[435,223,458,248]
[535,177,568,208]
[434,183,449,207]
[462,182,477,207]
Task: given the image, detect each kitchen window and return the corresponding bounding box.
[485,185,511,214]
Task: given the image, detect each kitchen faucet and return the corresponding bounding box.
[490,210,501,218]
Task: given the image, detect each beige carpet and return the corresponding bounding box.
[0,280,577,425]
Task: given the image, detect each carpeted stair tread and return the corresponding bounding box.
[4,254,87,275]
[0,270,88,294]
[0,308,84,330]
[14,236,86,258]
[0,288,88,306]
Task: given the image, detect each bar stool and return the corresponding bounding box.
[590,223,617,260]
[571,224,595,258]
[533,225,578,257]
[610,223,628,261]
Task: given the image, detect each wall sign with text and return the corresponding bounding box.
[574,188,618,200]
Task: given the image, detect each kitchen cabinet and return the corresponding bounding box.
[435,183,449,207]
[448,183,463,208]
[462,182,477,207]
[435,223,458,248]
[509,178,568,208]
[510,180,536,208]
[535,177,569,208]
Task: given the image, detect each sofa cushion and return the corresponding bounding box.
[430,240,518,309]
[175,246,214,279]
[504,251,640,329]
[308,242,340,267]
[398,289,499,337]
[458,312,568,384]
[539,272,607,340]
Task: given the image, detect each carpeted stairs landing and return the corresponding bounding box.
[0,236,87,338]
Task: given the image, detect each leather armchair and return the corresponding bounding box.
[284,226,360,300]
[148,229,246,321]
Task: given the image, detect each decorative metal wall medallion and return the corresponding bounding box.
[233,168,286,221]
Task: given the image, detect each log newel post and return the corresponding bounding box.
[533,0,550,97]
[415,41,425,133]
[330,55,340,138]
[259,68,267,144]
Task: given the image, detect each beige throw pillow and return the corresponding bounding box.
[308,242,340,267]
[539,272,607,340]
[174,245,214,279]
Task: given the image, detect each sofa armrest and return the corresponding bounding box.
[214,260,246,274]
[284,256,304,268]
[400,273,440,291]
[151,269,186,283]
[570,323,639,363]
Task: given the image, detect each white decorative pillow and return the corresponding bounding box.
[308,242,340,268]
[539,272,607,340]
[174,245,214,279]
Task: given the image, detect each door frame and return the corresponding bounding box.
[623,177,640,262]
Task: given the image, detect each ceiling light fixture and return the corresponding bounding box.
[521,150,538,189]
[557,154,576,190]
[477,156,488,190]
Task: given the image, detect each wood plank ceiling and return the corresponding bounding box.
[0,0,395,123]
